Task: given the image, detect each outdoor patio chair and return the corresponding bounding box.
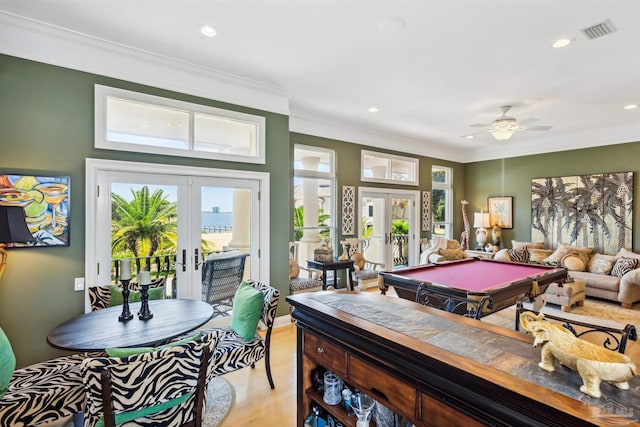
[201,250,249,316]
[78,329,220,427]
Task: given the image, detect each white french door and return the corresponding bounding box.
[85,159,269,312]
[359,187,419,270]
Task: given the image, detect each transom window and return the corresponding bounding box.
[95,85,265,164]
[361,150,418,185]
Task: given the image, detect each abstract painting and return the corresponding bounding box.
[0,174,70,247]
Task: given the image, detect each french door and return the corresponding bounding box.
[359,188,419,270]
[85,159,268,312]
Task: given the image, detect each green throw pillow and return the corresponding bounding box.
[230,282,264,341]
[108,285,164,306]
[0,327,16,398]
[105,331,203,357]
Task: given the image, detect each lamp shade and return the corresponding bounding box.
[473,212,491,229]
[0,206,34,244]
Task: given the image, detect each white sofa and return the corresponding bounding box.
[495,243,640,308]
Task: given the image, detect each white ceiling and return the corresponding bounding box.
[1,0,639,163]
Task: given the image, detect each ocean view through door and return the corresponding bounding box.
[86,159,268,312]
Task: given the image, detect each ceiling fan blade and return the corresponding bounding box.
[522,125,553,131]
[469,123,490,128]
[518,117,539,125]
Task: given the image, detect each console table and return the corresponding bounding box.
[287,291,640,427]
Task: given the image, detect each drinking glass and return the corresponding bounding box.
[350,392,376,427]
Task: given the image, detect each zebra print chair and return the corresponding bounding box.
[206,280,279,389]
[88,277,166,311]
[0,327,86,427]
[79,329,220,427]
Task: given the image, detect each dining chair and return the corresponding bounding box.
[201,250,250,316]
[88,277,166,311]
[289,242,324,296]
[78,330,220,427]
[206,279,280,389]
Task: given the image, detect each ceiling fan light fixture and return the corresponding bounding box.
[489,118,520,141]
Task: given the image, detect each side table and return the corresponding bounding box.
[306,258,355,291]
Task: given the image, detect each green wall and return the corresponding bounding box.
[290,133,465,243]
[0,55,291,366]
[464,143,640,250]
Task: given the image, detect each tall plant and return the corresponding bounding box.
[111,186,177,258]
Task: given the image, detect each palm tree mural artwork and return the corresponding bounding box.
[531,172,633,254]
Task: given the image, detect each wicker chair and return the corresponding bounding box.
[201,251,249,316]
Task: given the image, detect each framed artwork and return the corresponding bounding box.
[0,174,70,247]
[488,196,512,229]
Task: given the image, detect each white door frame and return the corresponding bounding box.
[358,186,420,267]
[85,158,270,312]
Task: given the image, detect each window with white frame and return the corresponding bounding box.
[361,150,418,185]
[95,85,265,164]
[293,145,336,261]
[432,165,452,239]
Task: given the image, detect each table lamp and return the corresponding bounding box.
[473,210,490,250]
[0,205,35,279]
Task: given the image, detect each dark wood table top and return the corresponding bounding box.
[306,258,354,269]
[47,299,214,351]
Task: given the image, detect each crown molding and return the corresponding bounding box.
[290,113,468,163]
[0,11,289,116]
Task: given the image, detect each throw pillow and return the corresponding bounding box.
[446,240,462,250]
[109,285,164,306]
[611,257,638,278]
[511,241,544,250]
[507,246,529,262]
[528,248,553,263]
[544,245,572,264]
[0,327,16,399]
[230,282,264,341]
[106,331,204,357]
[615,248,640,261]
[561,254,585,271]
[438,248,465,260]
[351,252,366,270]
[289,259,300,279]
[588,254,616,275]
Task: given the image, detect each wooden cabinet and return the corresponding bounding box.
[290,291,640,427]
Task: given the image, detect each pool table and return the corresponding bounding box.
[379,258,568,317]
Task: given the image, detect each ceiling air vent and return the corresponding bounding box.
[581,19,617,40]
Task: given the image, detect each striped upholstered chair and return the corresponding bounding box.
[78,330,220,427]
[206,280,279,389]
[88,277,166,311]
[0,327,86,427]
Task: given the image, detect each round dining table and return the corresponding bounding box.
[47,299,214,351]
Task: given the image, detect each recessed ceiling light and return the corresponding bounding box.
[623,104,638,110]
[465,135,474,139]
[368,107,379,113]
[552,38,572,48]
[200,25,218,37]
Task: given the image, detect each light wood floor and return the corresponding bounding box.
[219,289,640,425]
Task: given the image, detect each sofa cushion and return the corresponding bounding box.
[528,248,553,263]
[611,257,638,278]
[569,271,621,292]
[615,248,640,261]
[545,244,593,264]
[511,241,544,250]
[588,254,616,275]
[507,246,529,262]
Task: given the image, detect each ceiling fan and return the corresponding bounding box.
[468,106,553,141]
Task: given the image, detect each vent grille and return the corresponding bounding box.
[581,19,616,40]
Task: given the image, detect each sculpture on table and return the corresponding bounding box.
[492,221,501,249]
[520,312,636,398]
[460,200,470,251]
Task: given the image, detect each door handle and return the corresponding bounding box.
[194,248,200,270]
[181,249,187,272]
